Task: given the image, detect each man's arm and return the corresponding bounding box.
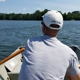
[66,73,80,80]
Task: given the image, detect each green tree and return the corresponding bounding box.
[0,9,80,20]
[32,10,42,20]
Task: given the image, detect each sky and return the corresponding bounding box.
[0,0,80,14]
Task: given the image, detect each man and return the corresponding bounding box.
[18,10,80,80]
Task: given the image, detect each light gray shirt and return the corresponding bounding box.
[19,35,80,80]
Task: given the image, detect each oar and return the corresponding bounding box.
[78,64,80,69]
[0,47,25,65]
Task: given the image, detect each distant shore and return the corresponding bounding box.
[0,9,80,20]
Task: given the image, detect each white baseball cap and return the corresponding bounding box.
[42,10,63,30]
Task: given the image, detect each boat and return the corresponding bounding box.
[0,45,80,80]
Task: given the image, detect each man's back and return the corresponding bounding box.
[19,35,79,80]
[19,10,80,80]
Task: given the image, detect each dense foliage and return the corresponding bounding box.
[0,9,80,20]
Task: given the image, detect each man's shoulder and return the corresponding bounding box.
[27,36,44,44]
[59,42,78,58]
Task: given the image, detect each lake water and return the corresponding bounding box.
[0,20,80,60]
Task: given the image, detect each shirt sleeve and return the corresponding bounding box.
[66,55,80,75]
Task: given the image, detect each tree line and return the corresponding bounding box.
[0,9,80,20]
